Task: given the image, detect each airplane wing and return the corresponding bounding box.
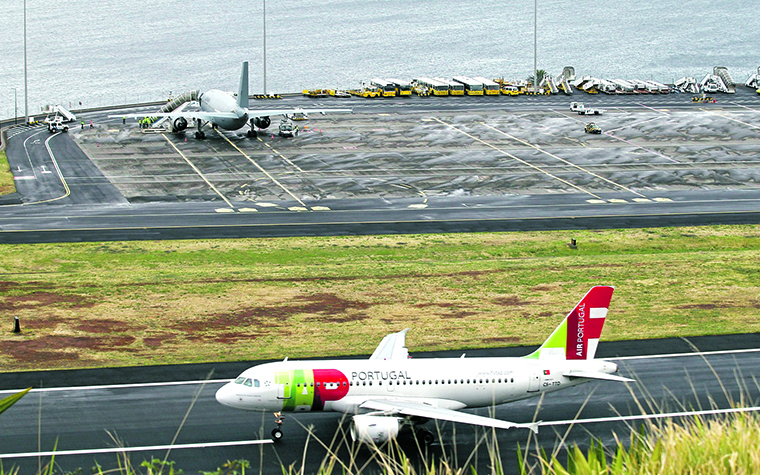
[562,371,635,383]
[360,399,539,434]
[369,329,410,360]
[109,112,239,121]
[246,108,352,117]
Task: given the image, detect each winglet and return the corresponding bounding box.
[237,61,249,109]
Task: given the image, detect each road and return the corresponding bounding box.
[1,334,758,474]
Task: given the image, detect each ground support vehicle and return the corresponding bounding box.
[278,119,299,138]
[570,102,605,115]
[584,122,602,134]
[303,89,329,98]
[45,116,68,133]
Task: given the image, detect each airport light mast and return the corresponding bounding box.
[263,0,267,95]
[533,0,537,93]
[24,0,29,124]
[12,88,18,125]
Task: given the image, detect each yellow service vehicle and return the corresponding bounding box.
[453,76,484,95]
[370,79,397,97]
[387,78,413,96]
[303,89,329,98]
[413,78,449,96]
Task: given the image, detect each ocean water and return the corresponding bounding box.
[0,0,757,118]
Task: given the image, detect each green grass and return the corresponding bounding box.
[0,150,16,195]
[1,225,760,371]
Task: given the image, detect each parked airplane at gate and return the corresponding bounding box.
[112,62,351,139]
[215,286,632,444]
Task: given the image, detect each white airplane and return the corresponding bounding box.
[215,286,632,444]
[112,62,351,139]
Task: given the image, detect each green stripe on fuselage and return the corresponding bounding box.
[276,369,314,411]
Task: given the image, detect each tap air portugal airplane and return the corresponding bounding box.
[215,286,632,444]
[112,62,350,139]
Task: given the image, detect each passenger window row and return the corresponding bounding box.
[349,378,516,386]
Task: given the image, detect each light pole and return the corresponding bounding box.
[533,0,537,93]
[263,0,267,95]
[23,0,29,124]
[12,88,18,125]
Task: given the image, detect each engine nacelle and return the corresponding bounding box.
[253,116,271,129]
[172,117,188,132]
[350,415,403,444]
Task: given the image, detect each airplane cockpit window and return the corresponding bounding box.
[235,377,246,384]
[254,379,260,387]
[244,378,253,387]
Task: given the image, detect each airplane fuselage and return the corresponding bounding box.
[198,89,248,131]
[215,357,618,414]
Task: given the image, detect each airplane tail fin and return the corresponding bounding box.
[237,61,249,109]
[524,286,614,361]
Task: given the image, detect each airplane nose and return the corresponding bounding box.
[215,383,236,407]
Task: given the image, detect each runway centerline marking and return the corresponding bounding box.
[432,117,603,200]
[161,135,235,209]
[480,122,646,197]
[220,133,307,208]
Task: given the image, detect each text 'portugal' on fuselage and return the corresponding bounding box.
[215,286,633,444]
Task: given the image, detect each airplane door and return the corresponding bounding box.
[386,380,395,393]
[528,371,540,392]
[276,371,292,399]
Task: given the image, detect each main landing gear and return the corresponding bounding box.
[416,428,435,445]
[271,412,285,442]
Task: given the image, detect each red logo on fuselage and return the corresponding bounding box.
[312,369,349,410]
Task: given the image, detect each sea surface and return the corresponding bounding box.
[0,0,758,119]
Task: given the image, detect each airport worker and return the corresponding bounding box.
[123,117,126,124]
[90,120,94,129]
[81,121,84,129]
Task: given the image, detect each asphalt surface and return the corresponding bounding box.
[1,89,760,243]
[1,333,759,474]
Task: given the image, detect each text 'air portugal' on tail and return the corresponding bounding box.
[525,285,614,361]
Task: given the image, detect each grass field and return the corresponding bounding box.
[0,150,16,196]
[2,225,759,372]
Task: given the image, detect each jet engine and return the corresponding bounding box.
[253,116,271,129]
[350,415,403,444]
[172,117,188,132]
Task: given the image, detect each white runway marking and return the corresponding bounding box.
[541,405,760,428]
[0,439,273,459]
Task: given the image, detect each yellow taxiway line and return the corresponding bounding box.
[432,117,604,200]
[161,134,235,209]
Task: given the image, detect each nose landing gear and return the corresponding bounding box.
[271,412,285,442]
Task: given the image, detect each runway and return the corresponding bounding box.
[2,90,760,243]
[1,333,758,474]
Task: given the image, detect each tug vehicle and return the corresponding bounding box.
[584,122,602,134]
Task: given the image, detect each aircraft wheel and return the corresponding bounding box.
[195,131,206,140]
[417,428,435,445]
[247,129,256,138]
[271,428,284,442]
